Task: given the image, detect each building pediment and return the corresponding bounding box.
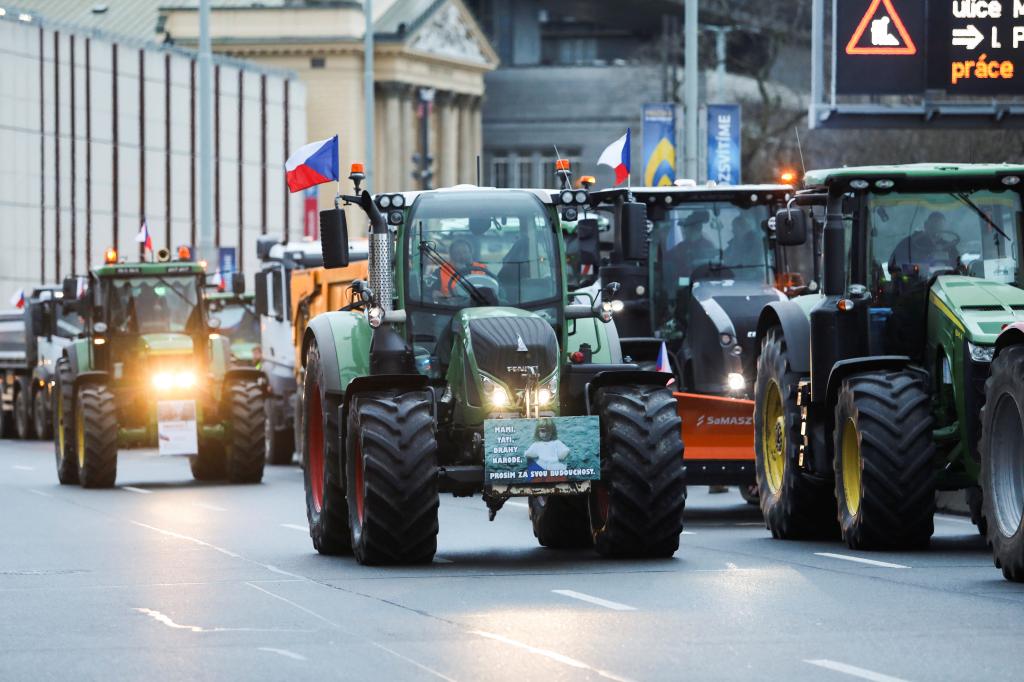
[403,0,497,68]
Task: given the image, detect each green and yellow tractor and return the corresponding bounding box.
[752,163,1024,550]
[53,250,266,488]
[205,286,261,368]
[299,166,686,564]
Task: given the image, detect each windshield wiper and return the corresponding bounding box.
[418,241,490,306]
[951,192,1010,241]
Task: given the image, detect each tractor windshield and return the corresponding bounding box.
[209,300,260,345]
[867,190,1023,297]
[103,276,204,335]
[405,191,561,309]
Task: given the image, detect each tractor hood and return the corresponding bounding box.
[138,332,195,356]
[458,307,559,388]
[931,276,1024,343]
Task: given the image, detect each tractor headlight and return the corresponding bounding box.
[378,194,392,208]
[174,371,196,389]
[490,385,509,408]
[536,386,554,405]
[727,372,746,391]
[152,370,197,391]
[574,190,587,204]
[152,372,173,390]
[560,190,574,204]
[968,341,994,363]
[391,193,406,208]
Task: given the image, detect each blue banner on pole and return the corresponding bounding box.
[642,103,676,187]
[218,246,237,276]
[707,104,742,185]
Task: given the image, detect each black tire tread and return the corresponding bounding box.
[53,361,79,485]
[226,380,266,483]
[77,385,118,489]
[33,387,52,440]
[14,382,31,440]
[530,495,593,549]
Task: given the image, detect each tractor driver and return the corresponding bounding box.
[434,237,489,300]
[664,211,718,288]
[888,211,960,277]
[725,215,764,273]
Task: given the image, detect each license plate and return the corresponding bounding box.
[484,416,600,486]
[156,400,198,456]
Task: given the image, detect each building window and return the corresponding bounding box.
[491,158,510,188]
[517,159,533,188]
[311,57,326,69]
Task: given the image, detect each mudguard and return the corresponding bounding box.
[824,355,914,409]
[224,366,263,385]
[301,311,372,396]
[995,322,1024,355]
[582,368,670,415]
[756,300,811,374]
[63,339,94,379]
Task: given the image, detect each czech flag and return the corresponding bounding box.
[656,341,675,386]
[8,288,25,310]
[285,135,339,193]
[597,128,631,185]
[136,218,153,252]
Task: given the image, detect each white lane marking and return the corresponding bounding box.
[133,607,302,634]
[552,589,636,611]
[433,556,454,564]
[193,502,226,512]
[245,582,340,629]
[725,562,739,570]
[505,501,529,508]
[280,523,308,532]
[471,630,635,682]
[131,521,241,559]
[804,659,910,682]
[736,522,764,526]
[28,489,51,497]
[815,553,910,569]
[682,530,696,535]
[123,486,152,494]
[12,465,34,471]
[258,647,307,662]
[371,642,458,682]
[935,514,973,525]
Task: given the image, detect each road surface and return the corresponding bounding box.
[1,438,1021,681]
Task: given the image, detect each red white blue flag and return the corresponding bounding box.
[597,128,631,185]
[286,135,339,193]
[656,341,675,386]
[136,218,153,252]
[8,288,25,310]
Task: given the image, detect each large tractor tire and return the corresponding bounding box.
[75,384,119,489]
[754,328,838,539]
[965,486,988,538]
[225,380,266,484]
[346,391,439,565]
[589,385,686,558]
[33,387,52,440]
[14,380,31,439]
[529,495,593,549]
[190,441,226,481]
[833,371,935,550]
[52,361,79,485]
[265,410,295,466]
[302,343,350,555]
[979,346,1024,582]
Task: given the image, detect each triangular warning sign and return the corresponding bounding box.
[845,0,917,55]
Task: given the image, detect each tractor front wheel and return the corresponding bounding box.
[14,381,31,439]
[589,385,686,558]
[346,391,439,565]
[979,345,1024,582]
[754,328,838,540]
[75,384,118,488]
[52,361,78,485]
[225,380,266,483]
[33,387,52,440]
[302,343,350,555]
[529,495,592,549]
[833,371,935,550]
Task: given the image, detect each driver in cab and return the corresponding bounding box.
[435,237,488,299]
[888,211,960,277]
[664,211,717,290]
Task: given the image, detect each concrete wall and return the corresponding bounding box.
[0,14,306,295]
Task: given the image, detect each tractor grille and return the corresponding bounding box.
[468,316,557,389]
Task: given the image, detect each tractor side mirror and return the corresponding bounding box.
[576,218,600,286]
[256,235,278,261]
[774,208,808,246]
[619,202,648,261]
[320,209,350,269]
[29,302,47,337]
[253,271,269,317]
[62,276,77,301]
[231,272,245,296]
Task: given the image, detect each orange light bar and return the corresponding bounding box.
[555,158,571,171]
[579,175,596,185]
[177,245,191,260]
[350,163,365,174]
[104,247,118,264]
[779,169,797,184]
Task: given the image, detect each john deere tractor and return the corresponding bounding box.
[753,163,1024,550]
[52,249,266,488]
[205,279,261,368]
[299,166,686,564]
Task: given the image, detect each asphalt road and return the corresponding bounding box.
[2,437,1022,682]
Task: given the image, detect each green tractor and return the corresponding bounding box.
[299,166,686,564]
[52,251,266,488]
[205,284,261,368]
[753,163,1024,549]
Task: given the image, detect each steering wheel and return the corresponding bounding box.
[934,230,961,248]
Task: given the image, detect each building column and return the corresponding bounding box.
[435,91,456,187]
[471,97,483,183]
[457,95,474,185]
[379,82,403,190]
[398,85,413,188]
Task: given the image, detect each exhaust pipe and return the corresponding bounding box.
[359,191,393,313]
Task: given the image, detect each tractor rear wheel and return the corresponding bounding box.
[529,495,592,549]
[76,384,118,489]
[754,328,838,539]
[833,371,935,550]
[33,387,52,440]
[53,361,78,485]
[14,381,31,439]
[589,386,686,558]
[190,441,226,480]
[346,391,438,565]
[224,380,265,483]
[979,345,1024,582]
[302,343,350,555]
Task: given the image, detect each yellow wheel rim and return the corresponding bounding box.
[763,380,786,495]
[56,390,65,459]
[76,398,86,469]
[842,418,862,516]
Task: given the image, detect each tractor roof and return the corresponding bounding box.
[207,292,255,303]
[93,261,205,277]
[590,184,792,208]
[803,163,1024,190]
[377,185,559,207]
